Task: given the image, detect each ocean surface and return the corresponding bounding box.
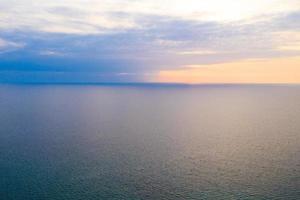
[0,84,299,200]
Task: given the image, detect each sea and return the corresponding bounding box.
[0,84,299,199]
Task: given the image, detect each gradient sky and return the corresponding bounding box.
[0,0,300,83]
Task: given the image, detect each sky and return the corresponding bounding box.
[0,0,300,84]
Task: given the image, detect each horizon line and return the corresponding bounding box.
[1,81,300,87]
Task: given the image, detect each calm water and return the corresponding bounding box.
[0,84,299,200]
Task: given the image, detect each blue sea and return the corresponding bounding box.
[0,84,299,199]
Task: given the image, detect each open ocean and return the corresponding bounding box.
[0,84,299,200]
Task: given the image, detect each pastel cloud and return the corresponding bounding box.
[0,0,300,83]
[1,0,299,34]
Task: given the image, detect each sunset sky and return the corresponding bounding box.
[0,0,300,83]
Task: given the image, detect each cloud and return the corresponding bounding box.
[1,0,299,35]
[0,0,300,83]
[39,50,66,56]
[0,38,25,53]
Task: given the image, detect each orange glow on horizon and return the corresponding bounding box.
[156,57,300,84]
